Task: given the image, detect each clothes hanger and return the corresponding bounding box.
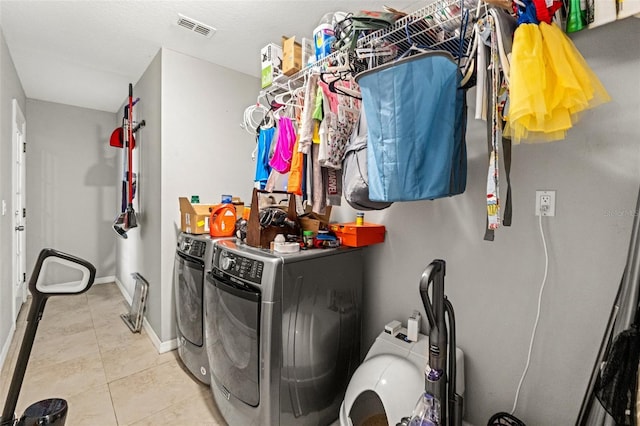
[328,78,362,100]
[355,46,395,60]
[323,50,351,74]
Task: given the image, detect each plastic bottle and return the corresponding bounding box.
[209,204,237,237]
[314,13,337,61]
[303,230,315,248]
[356,212,364,226]
[408,392,441,426]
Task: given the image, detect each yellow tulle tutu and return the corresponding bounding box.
[506,22,611,143]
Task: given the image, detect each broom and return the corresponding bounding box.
[125,83,138,229]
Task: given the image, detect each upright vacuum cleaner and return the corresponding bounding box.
[1,249,96,426]
[402,259,464,426]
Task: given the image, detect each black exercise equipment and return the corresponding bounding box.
[1,248,96,426]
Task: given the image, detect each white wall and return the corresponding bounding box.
[25,100,117,282]
[328,17,640,425]
[0,28,26,372]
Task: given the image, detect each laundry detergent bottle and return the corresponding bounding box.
[314,12,339,61]
[209,204,236,237]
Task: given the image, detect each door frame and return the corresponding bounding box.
[12,99,26,322]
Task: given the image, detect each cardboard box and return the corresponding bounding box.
[329,222,386,247]
[299,206,332,235]
[261,43,283,88]
[179,197,215,235]
[282,36,302,76]
[232,202,245,220]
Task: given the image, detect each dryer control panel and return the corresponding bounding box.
[216,250,263,284]
[178,237,207,259]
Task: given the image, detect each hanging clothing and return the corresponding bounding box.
[310,143,327,215]
[298,74,319,154]
[505,4,611,143]
[476,7,517,241]
[324,168,342,206]
[318,79,360,170]
[287,135,304,196]
[269,116,296,173]
[486,14,501,232]
[318,89,331,165]
[254,126,276,190]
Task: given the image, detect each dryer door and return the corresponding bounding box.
[205,271,261,407]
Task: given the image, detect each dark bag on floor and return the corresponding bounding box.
[595,324,640,424]
[487,412,526,426]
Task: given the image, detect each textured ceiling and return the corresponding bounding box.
[0,0,423,112]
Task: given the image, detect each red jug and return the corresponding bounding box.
[209,204,236,237]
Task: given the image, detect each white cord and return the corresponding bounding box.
[242,103,271,135]
[510,212,549,415]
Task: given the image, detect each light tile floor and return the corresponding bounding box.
[0,283,226,426]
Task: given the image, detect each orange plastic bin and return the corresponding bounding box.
[330,223,386,247]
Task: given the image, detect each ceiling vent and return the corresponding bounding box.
[176,14,216,38]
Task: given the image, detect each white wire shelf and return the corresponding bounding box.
[260,0,476,98]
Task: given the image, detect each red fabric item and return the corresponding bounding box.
[532,0,563,24]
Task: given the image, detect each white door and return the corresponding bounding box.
[12,99,26,322]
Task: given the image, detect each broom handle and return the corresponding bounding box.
[128,83,134,206]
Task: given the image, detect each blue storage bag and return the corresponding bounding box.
[355,51,467,202]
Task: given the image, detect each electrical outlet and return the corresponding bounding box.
[535,190,556,216]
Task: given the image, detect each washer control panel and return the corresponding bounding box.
[217,250,263,284]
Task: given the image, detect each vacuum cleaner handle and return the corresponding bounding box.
[1,249,96,426]
[419,259,446,331]
[419,259,448,424]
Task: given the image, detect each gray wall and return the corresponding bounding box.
[25,100,117,282]
[115,50,162,337]
[158,47,257,341]
[0,28,26,370]
[115,48,257,343]
[328,17,640,425]
[2,11,625,425]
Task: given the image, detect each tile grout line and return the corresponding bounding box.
[86,287,123,425]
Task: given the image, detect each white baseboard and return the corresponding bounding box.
[0,322,17,375]
[114,276,176,354]
[143,317,177,354]
[94,275,116,285]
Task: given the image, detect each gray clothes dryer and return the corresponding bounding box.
[204,239,364,426]
[174,232,217,384]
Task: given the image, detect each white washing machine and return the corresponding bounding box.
[204,239,364,426]
[174,232,218,384]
